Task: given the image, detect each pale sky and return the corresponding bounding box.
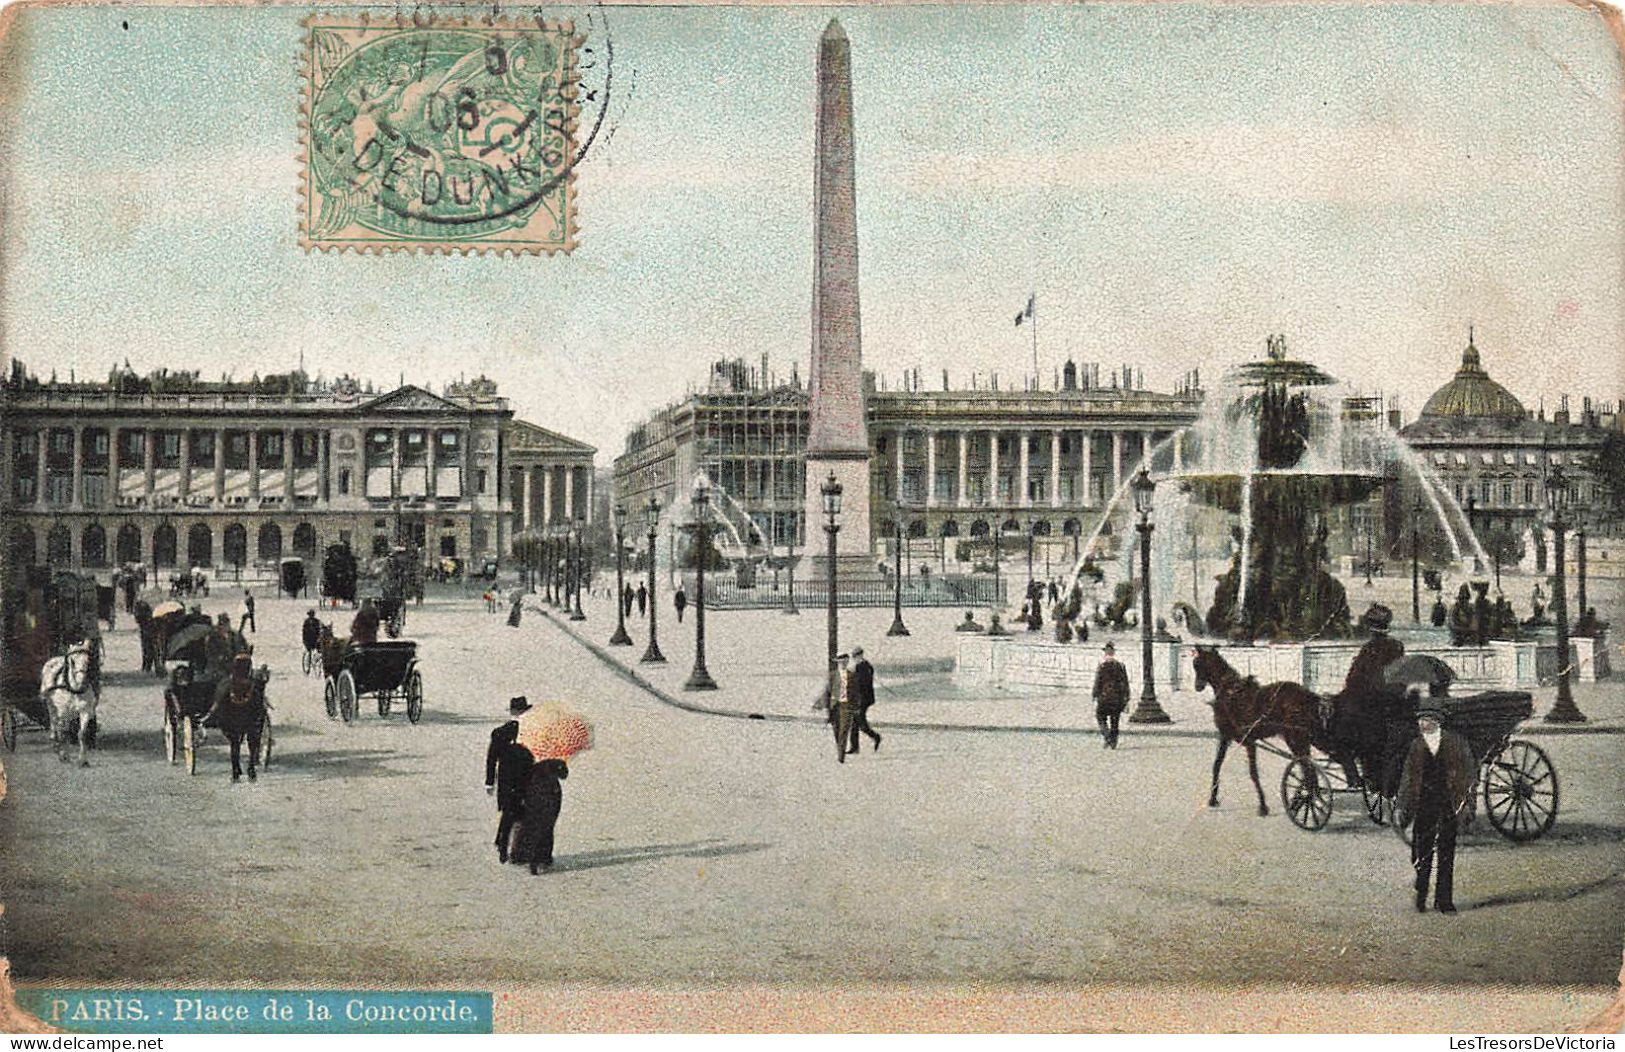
[1,2,1620,457]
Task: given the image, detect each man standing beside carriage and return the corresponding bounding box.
[1396,697,1475,914]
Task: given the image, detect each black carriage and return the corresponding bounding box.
[1280,690,1557,842]
[162,664,275,776]
[325,641,423,724]
[322,544,359,606]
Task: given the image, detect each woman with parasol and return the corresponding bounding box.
[511,702,593,874]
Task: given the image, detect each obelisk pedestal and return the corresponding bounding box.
[803,18,873,566]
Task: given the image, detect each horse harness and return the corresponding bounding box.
[45,650,92,696]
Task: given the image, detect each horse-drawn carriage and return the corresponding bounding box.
[2,569,104,754]
[322,640,423,724]
[1279,689,1557,843]
[322,544,359,606]
[161,628,274,776]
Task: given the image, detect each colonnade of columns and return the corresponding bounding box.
[885,426,1186,509]
[514,462,594,532]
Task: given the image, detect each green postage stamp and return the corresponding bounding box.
[300,15,580,255]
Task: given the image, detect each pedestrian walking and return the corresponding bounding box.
[829,652,858,764]
[674,586,687,624]
[1092,641,1129,749]
[636,582,648,617]
[623,583,635,618]
[485,697,535,864]
[134,598,155,673]
[239,589,256,634]
[847,646,882,753]
[507,588,524,628]
[484,589,496,614]
[122,571,137,614]
[513,757,569,873]
[1395,697,1475,914]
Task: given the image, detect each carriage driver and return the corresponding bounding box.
[1328,604,1406,788]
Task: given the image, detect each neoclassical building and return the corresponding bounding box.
[0,364,594,576]
[505,419,597,535]
[612,357,1202,555]
[1398,335,1618,541]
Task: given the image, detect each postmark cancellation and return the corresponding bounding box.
[299,14,580,255]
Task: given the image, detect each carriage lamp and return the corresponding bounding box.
[640,495,665,665]
[1128,467,1170,724]
[684,475,717,691]
[1544,464,1585,723]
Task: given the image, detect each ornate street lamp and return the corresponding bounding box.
[887,514,909,637]
[569,519,586,621]
[1128,467,1170,724]
[609,504,632,646]
[821,472,843,691]
[1411,499,1422,624]
[1544,465,1585,722]
[640,495,665,664]
[684,476,717,691]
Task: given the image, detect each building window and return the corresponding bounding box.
[1453,483,1463,503]
[1480,480,1491,504]
[82,475,108,507]
[51,430,73,454]
[45,475,73,504]
[477,469,488,494]
[160,432,181,458]
[1501,482,1513,504]
[1524,481,1535,504]
[92,431,109,456]
[338,469,351,495]
[440,535,457,557]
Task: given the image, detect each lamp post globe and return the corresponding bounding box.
[683,475,717,691]
[640,495,666,664]
[1544,465,1585,722]
[1127,466,1170,724]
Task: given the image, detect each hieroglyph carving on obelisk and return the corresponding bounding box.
[804,17,872,555]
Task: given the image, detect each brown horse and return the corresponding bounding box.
[1191,645,1350,816]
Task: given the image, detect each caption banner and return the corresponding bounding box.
[17,990,493,1034]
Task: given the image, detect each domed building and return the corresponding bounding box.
[1399,332,1616,552]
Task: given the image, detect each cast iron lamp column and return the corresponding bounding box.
[781,535,800,615]
[1411,499,1422,624]
[684,477,717,691]
[1544,466,1585,722]
[821,473,843,697]
[1576,518,1588,627]
[640,495,665,664]
[569,520,586,621]
[887,515,909,637]
[608,505,632,646]
[1127,467,1170,724]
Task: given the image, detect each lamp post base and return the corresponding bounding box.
[569,610,587,622]
[609,624,633,646]
[1128,694,1172,724]
[781,599,800,615]
[1544,685,1587,723]
[886,615,910,637]
[639,643,666,665]
[684,665,718,691]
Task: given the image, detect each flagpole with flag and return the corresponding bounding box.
[1015,292,1037,387]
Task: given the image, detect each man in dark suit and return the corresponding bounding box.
[846,646,882,753]
[485,696,535,863]
[1092,641,1130,749]
[1396,697,1475,914]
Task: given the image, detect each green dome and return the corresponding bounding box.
[1420,335,1527,420]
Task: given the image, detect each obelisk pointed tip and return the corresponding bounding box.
[822,17,846,41]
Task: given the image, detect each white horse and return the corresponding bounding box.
[40,642,98,766]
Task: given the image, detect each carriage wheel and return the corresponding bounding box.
[405,669,423,724]
[302,649,315,676]
[1,704,16,753]
[337,669,358,724]
[182,717,197,776]
[163,707,177,765]
[1362,781,1387,826]
[1281,759,1333,831]
[324,678,338,721]
[378,690,393,718]
[260,712,274,770]
[1483,740,1559,842]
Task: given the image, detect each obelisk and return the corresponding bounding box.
[804,18,871,557]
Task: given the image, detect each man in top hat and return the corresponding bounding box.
[845,646,882,754]
[1330,603,1405,787]
[1091,641,1130,749]
[1395,695,1475,913]
[485,696,535,863]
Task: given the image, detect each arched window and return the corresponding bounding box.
[292,522,317,559]
[47,524,73,565]
[116,524,142,566]
[908,519,928,539]
[82,524,107,568]
[153,524,177,568]
[257,522,283,563]
[223,524,248,568]
[969,520,989,539]
[940,520,961,538]
[187,523,213,567]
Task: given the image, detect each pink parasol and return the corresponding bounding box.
[516,702,594,761]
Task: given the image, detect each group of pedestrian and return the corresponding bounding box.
[485,697,569,874]
[825,647,881,763]
[618,582,689,623]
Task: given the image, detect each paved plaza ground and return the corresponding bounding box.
[0,577,1621,1030]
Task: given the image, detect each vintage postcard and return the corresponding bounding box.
[0,0,1622,1036]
